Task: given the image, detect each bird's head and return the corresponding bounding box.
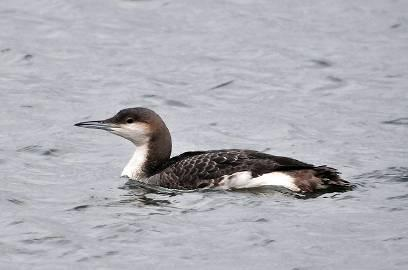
[75,107,169,147]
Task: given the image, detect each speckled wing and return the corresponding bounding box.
[146,149,314,189]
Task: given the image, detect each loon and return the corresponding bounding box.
[75,107,352,194]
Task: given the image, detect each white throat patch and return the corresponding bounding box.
[111,123,150,146]
[121,143,149,180]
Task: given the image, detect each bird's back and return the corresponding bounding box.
[144,149,351,193]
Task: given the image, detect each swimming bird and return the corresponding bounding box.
[75,107,352,194]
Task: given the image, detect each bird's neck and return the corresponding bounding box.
[121,125,172,180]
[121,143,149,180]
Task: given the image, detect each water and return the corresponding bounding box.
[1,0,407,269]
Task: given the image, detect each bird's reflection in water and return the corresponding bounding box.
[118,179,180,206]
[118,179,308,207]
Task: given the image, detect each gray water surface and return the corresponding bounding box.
[1,0,408,269]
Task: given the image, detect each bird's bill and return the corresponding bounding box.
[74,120,117,131]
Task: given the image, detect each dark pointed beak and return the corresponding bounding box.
[74,120,117,131]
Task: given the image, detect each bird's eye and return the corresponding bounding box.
[126,118,134,124]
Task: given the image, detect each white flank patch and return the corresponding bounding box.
[218,171,301,192]
[121,143,149,180]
